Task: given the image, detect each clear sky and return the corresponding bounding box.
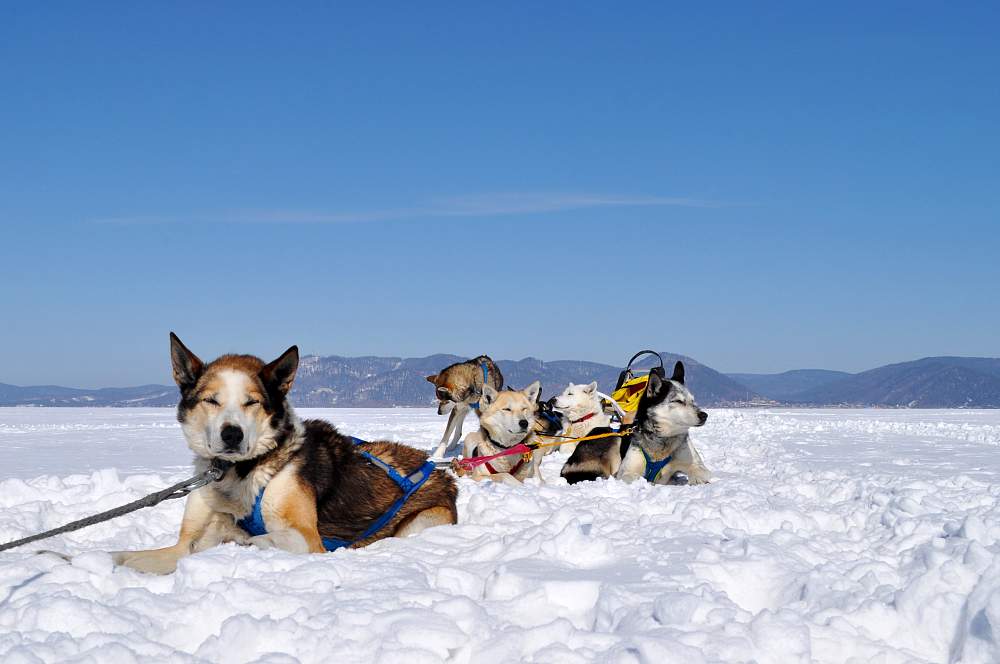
[1,2,998,387]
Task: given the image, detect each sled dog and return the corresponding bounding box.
[551,381,613,454]
[113,334,457,574]
[451,381,544,485]
[427,355,503,458]
[560,362,711,485]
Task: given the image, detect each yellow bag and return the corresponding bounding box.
[610,375,650,413]
[611,350,665,413]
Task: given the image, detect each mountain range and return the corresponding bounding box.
[1,355,999,409]
[739,357,1000,408]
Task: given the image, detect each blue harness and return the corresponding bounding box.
[237,437,436,551]
[538,410,562,429]
[640,447,673,483]
[468,360,491,411]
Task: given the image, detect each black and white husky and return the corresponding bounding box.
[560,362,711,485]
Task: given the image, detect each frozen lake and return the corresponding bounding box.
[1,407,999,663]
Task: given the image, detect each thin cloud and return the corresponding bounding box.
[92,192,727,225]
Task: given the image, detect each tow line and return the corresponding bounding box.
[0,460,231,553]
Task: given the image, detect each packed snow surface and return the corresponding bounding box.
[1,407,1000,663]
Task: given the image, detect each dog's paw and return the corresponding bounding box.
[192,528,251,553]
[450,459,470,477]
[686,471,712,485]
[111,550,179,575]
[249,530,311,554]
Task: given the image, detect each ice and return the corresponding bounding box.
[0,407,999,662]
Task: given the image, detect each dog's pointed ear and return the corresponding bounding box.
[584,381,598,394]
[426,374,438,384]
[671,361,685,385]
[481,384,499,407]
[645,371,664,398]
[261,345,299,395]
[522,380,541,403]
[170,332,203,390]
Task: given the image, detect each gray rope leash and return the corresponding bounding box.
[0,461,231,553]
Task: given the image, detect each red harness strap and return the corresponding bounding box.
[484,456,526,476]
[572,412,597,424]
[457,442,532,473]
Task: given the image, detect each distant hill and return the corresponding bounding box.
[0,351,758,408]
[293,351,755,407]
[3,354,999,408]
[727,369,853,402]
[789,357,1000,407]
[0,383,176,407]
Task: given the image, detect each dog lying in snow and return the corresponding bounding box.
[550,382,613,454]
[451,381,545,485]
[560,362,711,485]
[112,334,457,574]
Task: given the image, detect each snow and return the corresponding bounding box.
[1,407,1000,663]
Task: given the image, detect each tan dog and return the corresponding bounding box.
[451,381,543,485]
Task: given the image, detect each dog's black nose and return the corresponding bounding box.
[518,419,529,430]
[221,424,244,449]
[698,411,708,424]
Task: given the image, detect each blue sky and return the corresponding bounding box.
[1,2,998,387]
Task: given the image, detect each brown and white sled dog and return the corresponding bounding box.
[451,381,544,485]
[550,381,612,454]
[112,334,457,574]
[427,355,503,459]
[560,362,711,485]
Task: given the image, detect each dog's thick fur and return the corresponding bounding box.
[451,381,544,485]
[551,381,612,454]
[427,355,503,458]
[560,362,711,485]
[113,334,457,574]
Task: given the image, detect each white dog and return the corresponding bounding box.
[551,382,612,454]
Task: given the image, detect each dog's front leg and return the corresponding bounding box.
[250,469,326,554]
[191,512,251,552]
[528,453,544,482]
[614,447,647,484]
[112,488,216,574]
[431,404,468,458]
[448,403,468,453]
[669,440,712,485]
